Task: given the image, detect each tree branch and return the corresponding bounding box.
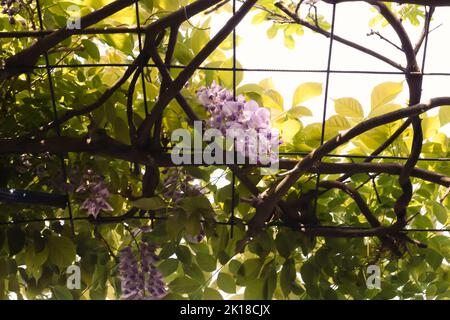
[323,0,450,6]
[245,97,450,241]
[371,2,422,228]
[274,2,405,71]
[136,0,259,147]
[0,0,138,81]
[318,180,403,255]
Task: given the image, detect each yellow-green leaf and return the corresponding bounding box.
[132,197,166,210]
[334,98,363,118]
[47,236,76,270]
[368,103,403,118]
[284,34,295,49]
[191,18,210,55]
[262,89,284,110]
[371,81,403,111]
[439,105,450,126]
[252,11,268,24]
[276,118,302,143]
[217,272,236,294]
[293,82,323,106]
[266,24,278,39]
[288,106,313,117]
[325,115,351,138]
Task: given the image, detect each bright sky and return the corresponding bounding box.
[208,2,450,134]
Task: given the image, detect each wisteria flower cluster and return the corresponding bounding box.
[15,153,51,176]
[162,168,205,204]
[196,81,282,164]
[76,170,113,219]
[119,244,167,300]
[1,0,30,25]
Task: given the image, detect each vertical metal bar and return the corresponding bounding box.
[230,0,237,238]
[35,0,75,237]
[420,6,432,73]
[134,0,154,228]
[313,3,337,218]
[134,1,149,116]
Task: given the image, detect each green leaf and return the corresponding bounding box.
[276,118,302,143]
[174,42,194,65]
[262,88,284,110]
[368,103,402,118]
[292,82,322,106]
[275,232,292,258]
[219,58,243,87]
[81,39,100,61]
[425,249,443,270]
[288,106,313,117]
[236,83,265,96]
[284,33,295,49]
[132,197,166,210]
[217,272,236,294]
[266,24,278,39]
[158,258,179,277]
[334,98,364,118]
[439,105,450,126]
[301,262,317,286]
[191,18,210,55]
[7,227,25,256]
[170,276,201,293]
[432,202,448,224]
[25,243,48,280]
[52,285,73,300]
[280,259,296,297]
[204,287,223,300]
[244,278,265,300]
[325,115,351,137]
[196,252,217,272]
[371,81,403,111]
[47,236,76,270]
[238,258,262,280]
[175,245,192,265]
[252,11,268,24]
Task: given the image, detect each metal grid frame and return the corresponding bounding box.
[0,0,449,238]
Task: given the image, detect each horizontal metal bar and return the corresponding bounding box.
[0,27,146,38]
[21,63,450,76]
[0,214,448,233]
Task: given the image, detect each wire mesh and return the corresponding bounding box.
[0,1,448,236]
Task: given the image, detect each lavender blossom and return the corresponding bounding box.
[118,245,167,300]
[196,82,282,164]
[140,243,167,299]
[162,169,204,204]
[119,247,144,300]
[76,170,113,219]
[185,229,206,244]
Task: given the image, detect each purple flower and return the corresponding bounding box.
[162,169,205,204]
[185,229,206,244]
[119,247,144,300]
[196,83,282,164]
[119,244,167,300]
[76,170,113,219]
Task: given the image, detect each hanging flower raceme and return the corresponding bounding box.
[140,243,167,299]
[76,170,113,219]
[119,247,144,300]
[118,244,167,300]
[161,168,204,204]
[196,81,282,164]
[1,0,30,25]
